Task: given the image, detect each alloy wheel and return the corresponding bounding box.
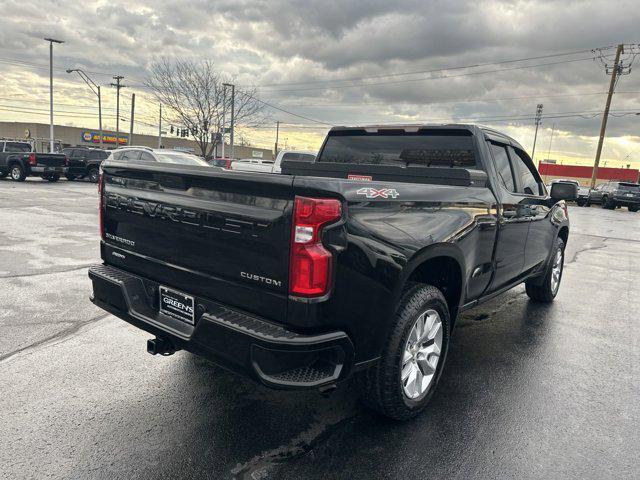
[401,309,443,400]
[550,248,563,294]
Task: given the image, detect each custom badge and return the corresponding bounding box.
[356,187,400,199]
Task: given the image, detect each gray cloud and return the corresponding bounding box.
[1,0,639,161]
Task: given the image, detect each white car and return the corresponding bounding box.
[108,147,210,166]
[230,150,316,174]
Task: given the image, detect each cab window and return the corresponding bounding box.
[489,142,516,192]
[508,147,542,195]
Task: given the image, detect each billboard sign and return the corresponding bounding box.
[81,131,127,145]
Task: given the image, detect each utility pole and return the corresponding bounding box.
[66,68,102,148]
[223,83,235,159]
[275,120,280,155]
[591,44,624,188]
[110,75,125,148]
[158,104,162,149]
[531,104,543,166]
[129,93,135,145]
[221,86,226,159]
[44,37,64,152]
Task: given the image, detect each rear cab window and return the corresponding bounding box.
[318,129,478,168]
[4,142,32,153]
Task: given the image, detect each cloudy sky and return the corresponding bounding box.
[1,0,640,165]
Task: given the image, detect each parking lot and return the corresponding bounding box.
[1,178,639,480]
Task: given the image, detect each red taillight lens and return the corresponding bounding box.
[98,171,104,238]
[225,158,231,169]
[289,196,341,297]
[28,153,36,165]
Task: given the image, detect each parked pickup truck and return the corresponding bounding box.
[230,149,316,173]
[0,140,68,182]
[89,124,576,420]
[62,146,109,182]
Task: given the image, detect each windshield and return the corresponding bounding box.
[154,153,209,166]
[319,130,477,168]
[618,183,640,192]
[4,142,32,153]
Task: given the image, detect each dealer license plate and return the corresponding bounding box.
[159,286,195,324]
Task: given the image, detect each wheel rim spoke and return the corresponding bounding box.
[401,309,443,400]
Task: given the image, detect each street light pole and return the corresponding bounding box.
[45,37,64,152]
[110,76,125,148]
[223,83,235,159]
[66,68,103,148]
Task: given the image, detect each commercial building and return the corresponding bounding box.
[539,162,639,186]
[0,121,273,160]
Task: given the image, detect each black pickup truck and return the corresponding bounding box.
[62,146,109,182]
[0,140,68,182]
[89,124,576,420]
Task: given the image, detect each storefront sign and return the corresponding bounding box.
[81,131,127,145]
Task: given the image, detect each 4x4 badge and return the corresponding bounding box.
[356,187,400,199]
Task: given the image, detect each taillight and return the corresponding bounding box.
[64,155,69,166]
[98,169,104,238]
[28,153,36,165]
[225,158,231,169]
[289,196,342,297]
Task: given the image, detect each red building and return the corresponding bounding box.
[538,162,639,186]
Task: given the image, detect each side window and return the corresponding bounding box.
[111,151,123,160]
[299,154,316,162]
[121,150,141,161]
[509,147,541,195]
[0,142,5,152]
[139,152,156,162]
[489,143,516,192]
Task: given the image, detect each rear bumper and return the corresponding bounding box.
[88,264,354,389]
[30,166,68,175]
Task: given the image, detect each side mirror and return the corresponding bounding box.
[550,182,578,201]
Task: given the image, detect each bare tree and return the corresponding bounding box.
[145,58,265,159]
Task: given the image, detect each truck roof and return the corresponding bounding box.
[327,123,526,152]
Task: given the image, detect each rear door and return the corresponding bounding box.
[486,141,529,291]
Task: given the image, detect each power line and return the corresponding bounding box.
[258,57,597,93]
[256,47,605,88]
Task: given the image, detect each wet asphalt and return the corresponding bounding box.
[0,178,638,480]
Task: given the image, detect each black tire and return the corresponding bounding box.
[88,167,99,183]
[576,200,585,207]
[525,237,565,303]
[65,174,77,181]
[629,206,638,212]
[602,196,615,210]
[9,164,26,182]
[44,173,60,182]
[357,283,451,420]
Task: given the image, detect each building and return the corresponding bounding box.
[538,162,639,186]
[0,121,273,160]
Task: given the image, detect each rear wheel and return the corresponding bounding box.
[44,173,60,182]
[525,237,565,303]
[629,206,638,212]
[602,196,615,209]
[65,174,77,181]
[10,164,26,181]
[357,283,450,420]
[88,167,99,183]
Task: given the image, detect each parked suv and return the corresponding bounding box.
[588,181,640,211]
[62,147,109,182]
[108,147,210,166]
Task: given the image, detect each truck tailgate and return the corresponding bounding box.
[101,163,294,322]
[37,153,67,167]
